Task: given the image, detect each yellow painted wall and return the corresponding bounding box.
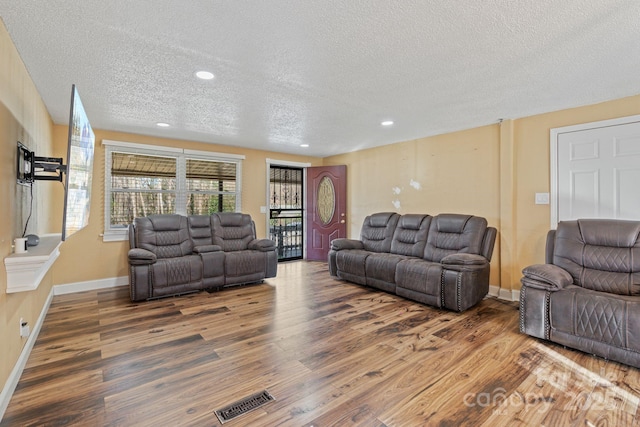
[512,95,640,283]
[324,124,502,288]
[0,21,56,395]
[49,128,321,286]
[325,95,640,293]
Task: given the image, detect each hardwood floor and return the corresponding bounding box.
[3,261,640,426]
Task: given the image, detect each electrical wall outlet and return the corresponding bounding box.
[19,318,30,338]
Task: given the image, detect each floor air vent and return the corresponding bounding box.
[214,390,275,424]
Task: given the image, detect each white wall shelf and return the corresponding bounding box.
[4,234,62,293]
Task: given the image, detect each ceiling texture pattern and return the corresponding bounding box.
[1,0,640,157]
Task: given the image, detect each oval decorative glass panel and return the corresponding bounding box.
[317,177,335,225]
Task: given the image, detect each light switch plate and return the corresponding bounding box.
[535,193,550,205]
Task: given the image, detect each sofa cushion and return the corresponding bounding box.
[360,212,400,253]
[150,255,202,288]
[211,212,256,251]
[188,215,214,246]
[224,250,267,278]
[335,249,370,285]
[580,219,640,247]
[423,214,487,262]
[134,215,193,259]
[365,253,407,292]
[395,259,443,301]
[553,219,640,296]
[549,287,640,352]
[390,214,431,256]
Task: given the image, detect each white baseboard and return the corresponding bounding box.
[0,287,54,421]
[1,276,128,421]
[53,276,128,295]
[489,285,520,302]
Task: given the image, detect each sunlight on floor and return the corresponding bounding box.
[511,341,640,415]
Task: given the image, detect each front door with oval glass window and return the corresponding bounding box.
[306,165,347,261]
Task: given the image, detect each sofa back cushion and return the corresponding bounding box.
[553,219,640,295]
[423,214,487,262]
[134,214,193,259]
[211,212,256,251]
[360,212,400,252]
[390,214,431,256]
[188,215,214,246]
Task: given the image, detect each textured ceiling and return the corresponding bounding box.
[1,1,640,157]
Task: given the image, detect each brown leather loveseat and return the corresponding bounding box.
[520,219,640,368]
[328,212,497,312]
[128,212,277,301]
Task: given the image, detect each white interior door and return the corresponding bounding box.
[551,116,640,226]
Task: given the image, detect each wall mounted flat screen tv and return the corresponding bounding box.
[62,85,95,241]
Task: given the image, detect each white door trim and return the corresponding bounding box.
[550,114,640,228]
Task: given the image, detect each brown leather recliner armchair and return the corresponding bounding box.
[520,219,640,368]
[128,212,277,301]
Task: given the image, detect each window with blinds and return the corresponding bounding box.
[186,158,237,215]
[110,152,177,227]
[103,140,243,241]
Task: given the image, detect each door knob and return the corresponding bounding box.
[340,220,345,224]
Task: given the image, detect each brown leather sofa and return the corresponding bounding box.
[520,219,640,368]
[328,212,497,312]
[128,212,277,301]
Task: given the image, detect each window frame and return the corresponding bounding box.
[102,140,244,242]
[184,155,240,215]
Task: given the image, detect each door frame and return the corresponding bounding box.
[550,114,640,228]
[265,159,311,258]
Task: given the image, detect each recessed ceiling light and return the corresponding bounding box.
[300,144,309,148]
[195,71,215,80]
[381,120,394,126]
[156,122,170,127]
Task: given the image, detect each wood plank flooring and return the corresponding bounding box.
[3,261,640,426]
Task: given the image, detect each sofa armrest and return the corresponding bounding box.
[330,238,364,251]
[193,245,222,254]
[521,264,573,291]
[128,248,157,265]
[440,253,488,272]
[249,239,276,252]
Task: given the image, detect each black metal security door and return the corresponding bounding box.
[269,166,303,261]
